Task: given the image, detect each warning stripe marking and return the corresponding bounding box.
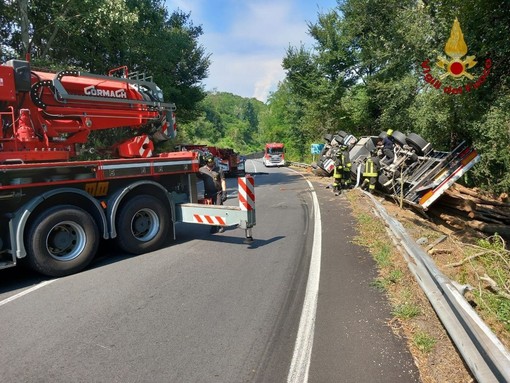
[193,214,226,225]
[238,176,255,211]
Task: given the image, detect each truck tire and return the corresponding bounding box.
[406,133,432,156]
[25,205,99,277]
[115,195,171,255]
[392,131,407,147]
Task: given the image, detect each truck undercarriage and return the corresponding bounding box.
[314,130,480,209]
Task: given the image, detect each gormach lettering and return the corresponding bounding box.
[84,85,127,99]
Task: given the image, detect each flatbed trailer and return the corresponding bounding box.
[0,151,255,277]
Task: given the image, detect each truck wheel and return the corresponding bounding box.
[392,131,407,147]
[406,133,432,156]
[25,205,99,277]
[115,195,171,255]
[378,174,392,192]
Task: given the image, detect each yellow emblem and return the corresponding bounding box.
[436,18,477,80]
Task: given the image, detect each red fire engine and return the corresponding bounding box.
[263,143,286,167]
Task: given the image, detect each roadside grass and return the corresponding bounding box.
[347,193,424,324]
[474,236,510,333]
[347,189,510,345]
[455,235,510,334]
[393,301,421,319]
[413,331,437,353]
[345,189,475,382]
[371,268,404,291]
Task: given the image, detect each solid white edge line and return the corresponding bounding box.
[287,171,322,383]
[0,279,56,307]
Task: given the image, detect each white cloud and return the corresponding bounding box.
[204,52,284,101]
[165,0,336,102]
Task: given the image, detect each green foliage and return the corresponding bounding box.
[468,97,510,193]
[178,92,266,154]
[413,331,437,353]
[374,244,392,268]
[261,0,510,193]
[3,0,209,124]
[465,235,510,332]
[372,269,404,291]
[392,301,421,319]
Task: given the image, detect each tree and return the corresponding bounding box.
[3,0,210,127]
[178,92,266,153]
[270,0,510,191]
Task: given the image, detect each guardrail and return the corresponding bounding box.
[366,192,510,382]
[288,161,311,168]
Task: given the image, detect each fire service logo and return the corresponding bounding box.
[421,18,491,94]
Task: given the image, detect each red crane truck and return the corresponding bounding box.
[0,59,255,277]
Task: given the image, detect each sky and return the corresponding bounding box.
[164,0,339,102]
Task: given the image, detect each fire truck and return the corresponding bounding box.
[176,144,245,177]
[263,142,286,167]
[211,147,245,177]
[0,60,255,277]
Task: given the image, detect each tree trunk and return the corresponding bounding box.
[16,0,30,58]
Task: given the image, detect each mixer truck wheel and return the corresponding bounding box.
[115,195,171,255]
[391,131,407,147]
[25,205,99,277]
[406,133,432,156]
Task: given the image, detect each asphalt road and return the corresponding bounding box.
[0,160,419,382]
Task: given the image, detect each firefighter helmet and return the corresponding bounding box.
[204,152,214,164]
[386,129,394,136]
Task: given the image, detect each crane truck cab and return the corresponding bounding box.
[263,143,286,167]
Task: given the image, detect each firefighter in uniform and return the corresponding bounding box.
[198,153,227,233]
[332,145,352,195]
[361,150,380,193]
[382,129,395,164]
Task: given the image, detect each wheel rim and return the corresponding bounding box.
[130,208,160,242]
[45,221,87,261]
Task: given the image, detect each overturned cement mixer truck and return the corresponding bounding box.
[313,129,480,209]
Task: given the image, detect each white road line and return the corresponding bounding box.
[287,171,322,383]
[0,279,56,307]
[247,159,258,173]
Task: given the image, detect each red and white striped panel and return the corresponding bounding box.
[161,112,177,139]
[117,134,153,158]
[238,175,255,211]
[136,135,153,157]
[193,214,226,226]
